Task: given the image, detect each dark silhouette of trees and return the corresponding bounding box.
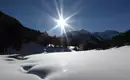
[0,11,23,53]
[37,32,52,46]
[0,11,41,53]
[112,30,130,47]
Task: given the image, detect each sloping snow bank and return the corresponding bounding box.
[0,55,41,80]
[0,46,130,80]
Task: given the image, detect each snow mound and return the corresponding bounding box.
[0,46,130,80]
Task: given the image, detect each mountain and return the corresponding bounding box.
[94,30,120,40]
[62,29,106,50]
[112,29,130,47]
[62,29,122,50]
[0,11,41,53]
[0,11,71,54]
[65,29,103,43]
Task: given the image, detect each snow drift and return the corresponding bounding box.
[0,46,130,80]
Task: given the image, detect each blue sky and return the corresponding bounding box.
[0,0,130,35]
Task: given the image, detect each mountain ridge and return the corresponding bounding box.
[0,11,42,53]
[64,29,120,41]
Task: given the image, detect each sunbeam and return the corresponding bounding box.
[47,0,80,45]
[50,0,78,34]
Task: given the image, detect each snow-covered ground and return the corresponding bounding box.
[1,46,130,80]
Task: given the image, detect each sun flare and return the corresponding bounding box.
[56,16,67,29]
[48,0,79,35]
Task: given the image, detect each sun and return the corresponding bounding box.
[56,16,67,29]
[48,0,79,35]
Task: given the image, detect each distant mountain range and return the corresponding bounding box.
[94,30,120,40]
[0,11,130,54]
[61,29,121,50]
[65,29,102,43]
[63,29,120,44]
